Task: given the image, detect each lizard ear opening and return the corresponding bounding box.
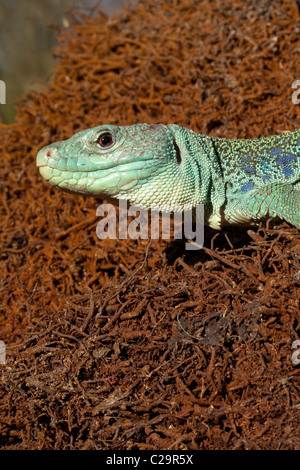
[172,136,182,164]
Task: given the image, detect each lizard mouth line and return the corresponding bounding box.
[37,159,150,174]
[37,164,94,173]
[37,161,121,173]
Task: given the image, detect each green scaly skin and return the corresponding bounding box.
[36,124,300,230]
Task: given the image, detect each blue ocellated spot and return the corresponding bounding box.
[281,166,294,178]
[242,165,256,174]
[270,147,282,156]
[276,153,296,166]
[241,182,254,192]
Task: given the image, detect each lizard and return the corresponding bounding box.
[36,123,300,230]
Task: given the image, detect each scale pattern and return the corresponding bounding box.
[36,124,300,230]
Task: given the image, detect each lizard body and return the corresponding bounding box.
[36,124,300,230]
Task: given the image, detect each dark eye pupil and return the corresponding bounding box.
[98,132,113,147]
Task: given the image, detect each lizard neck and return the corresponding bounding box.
[122,126,226,229]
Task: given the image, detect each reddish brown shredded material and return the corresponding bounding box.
[0,0,300,450]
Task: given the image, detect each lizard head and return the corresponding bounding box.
[36,123,193,211]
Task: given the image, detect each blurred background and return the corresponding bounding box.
[0,0,134,123]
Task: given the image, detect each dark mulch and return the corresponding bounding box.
[0,0,299,450]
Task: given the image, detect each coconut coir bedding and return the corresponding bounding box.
[0,0,299,450]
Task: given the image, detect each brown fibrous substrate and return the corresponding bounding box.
[0,0,299,450]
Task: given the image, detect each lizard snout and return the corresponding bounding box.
[36,145,58,168]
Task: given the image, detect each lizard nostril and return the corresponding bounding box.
[36,146,57,168]
[44,147,57,159]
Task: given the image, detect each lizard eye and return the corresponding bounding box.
[96,132,114,148]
